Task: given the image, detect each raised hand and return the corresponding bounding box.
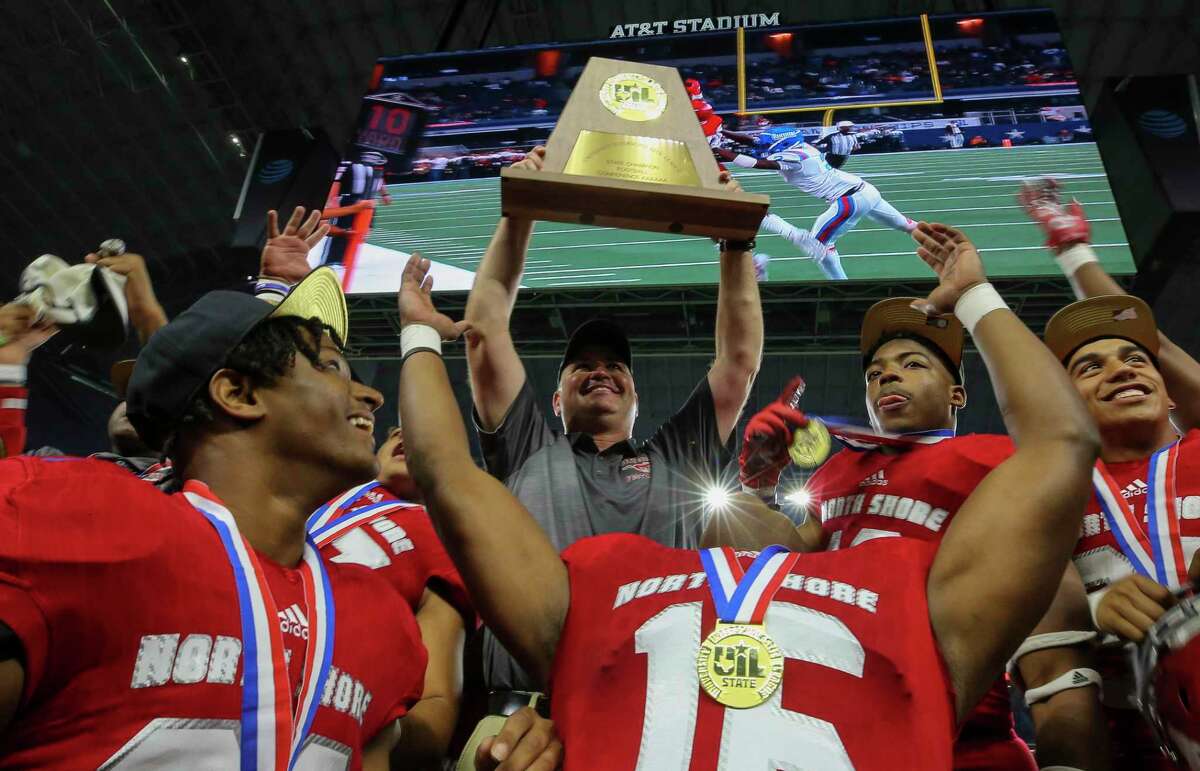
[0,303,58,365]
[740,377,809,495]
[261,206,329,283]
[717,168,744,195]
[398,253,471,341]
[910,222,988,316]
[1017,177,1090,253]
[83,250,167,342]
[511,146,546,173]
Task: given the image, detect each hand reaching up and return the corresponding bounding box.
[397,254,472,341]
[909,222,988,317]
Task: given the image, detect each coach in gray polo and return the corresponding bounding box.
[463,147,764,692]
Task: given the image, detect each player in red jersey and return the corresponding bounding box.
[806,305,1034,771]
[313,427,562,771]
[739,300,1103,769]
[392,213,1100,770]
[1019,178,1200,769]
[310,438,563,764]
[738,289,1108,767]
[0,268,430,769]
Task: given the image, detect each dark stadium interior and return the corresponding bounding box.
[3,0,1199,458]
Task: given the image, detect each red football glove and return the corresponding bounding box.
[1017,178,1091,252]
[740,377,809,497]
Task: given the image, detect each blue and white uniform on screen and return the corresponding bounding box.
[756,138,914,281]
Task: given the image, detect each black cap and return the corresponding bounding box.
[126,267,347,451]
[558,318,632,378]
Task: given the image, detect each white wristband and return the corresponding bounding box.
[732,154,758,168]
[400,324,442,360]
[0,364,27,385]
[1087,585,1111,629]
[1055,243,1099,278]
[954,283,1007,336]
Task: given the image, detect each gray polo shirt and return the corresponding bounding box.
[474,374,732,690]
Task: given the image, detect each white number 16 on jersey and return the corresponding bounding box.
[635,601,865,770]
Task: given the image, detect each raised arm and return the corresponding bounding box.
[1021,178,1200,431]
[397,254,567,686]
[709,172,763,441]
[714,147,780,171]
[720,129,758,147]
[83,251,167,345]
[916,223,1100,721]
[464,149,542,431]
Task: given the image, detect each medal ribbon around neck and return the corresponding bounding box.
[700,545,801,624]
[815,415,955,452]
[185,483,336,771]
[1093,441,1186,587]
[307,481,420,547]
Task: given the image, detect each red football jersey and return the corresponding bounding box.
[1071,429,1200,766]
[1072,429,1200,594]
[316,486,475,626]
[0,456,426,769]
[551,533,956,770]
[808,434,1030,766]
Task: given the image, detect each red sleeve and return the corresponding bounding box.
[954,433,1016,466]
[805,449,850,510]
[368,591,427,737]
[393,508,477,629]
[0,458,48,705]
[0,386,29,458]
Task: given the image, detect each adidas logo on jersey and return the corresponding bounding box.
[859,470,888,488]
[278,604,309,640]
[1072,670,1091,686]
[1121,479,1148,499]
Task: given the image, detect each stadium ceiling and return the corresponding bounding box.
[1,0,1196,342]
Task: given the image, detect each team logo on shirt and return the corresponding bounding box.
[278,603,309,640]
[621,455,652,483]
[1122,479,1148,499]
[859,470,888,487]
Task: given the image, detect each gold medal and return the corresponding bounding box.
[598,73,667,122]
[696,622,784,708]
[788,418,832,469]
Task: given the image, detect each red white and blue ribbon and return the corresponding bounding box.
[307,481,420,547]
[817,415,955,452]
[700,545,801,624]
[185,482,336,771]
[1093,441,1186,587]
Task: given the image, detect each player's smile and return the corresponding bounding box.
[1100,382,1152,403]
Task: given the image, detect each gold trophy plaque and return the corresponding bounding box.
[500,57,769,240]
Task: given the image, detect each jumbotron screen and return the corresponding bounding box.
[312,8,1135,293]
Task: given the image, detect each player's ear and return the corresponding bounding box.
[208,368,267,423]
[950,384,967,411]
[552,389,563,417]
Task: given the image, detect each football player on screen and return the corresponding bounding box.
[715,133,916,280]
[392,218,1100,769]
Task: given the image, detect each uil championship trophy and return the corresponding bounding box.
[501,57,769,240]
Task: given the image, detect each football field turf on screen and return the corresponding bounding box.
[353,142,1132,292]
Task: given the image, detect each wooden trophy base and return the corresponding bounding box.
[501,166,769,241]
